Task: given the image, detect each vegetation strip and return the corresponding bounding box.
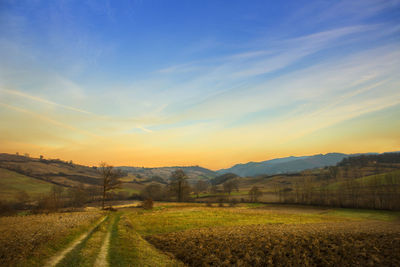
[108,213,183,266]
[44,215,108,267]
[94,216,114,267]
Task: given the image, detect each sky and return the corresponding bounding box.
[0,0,399,170]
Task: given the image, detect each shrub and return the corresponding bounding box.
[217,198,225,207]
[142,198,154,210]
[229,198,238,207]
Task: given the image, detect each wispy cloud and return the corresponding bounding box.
[136,125,153,133]
[0,88,94,115]
[0,102,99,138]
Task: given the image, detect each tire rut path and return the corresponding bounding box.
[43,215,107,267]
[94,225,112,267]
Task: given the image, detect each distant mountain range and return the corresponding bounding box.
[118,152,395,179]
[117,153,369,179]
[217,153,372,177]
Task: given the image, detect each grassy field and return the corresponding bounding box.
[0,168,56,201]
[1,202,399,266]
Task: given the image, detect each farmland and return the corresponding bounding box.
[1,202,399,266]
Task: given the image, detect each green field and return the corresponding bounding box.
[0,168,56,201]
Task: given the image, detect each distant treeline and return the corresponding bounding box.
[275,153,400,210]
[338,152,400,166]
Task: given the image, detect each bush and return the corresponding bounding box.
[142,198,154,210]
[217,198,225,207]
[229,198,238,207]
[0,201,17,216]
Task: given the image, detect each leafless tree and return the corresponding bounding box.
[249,186,263,202]
[169,169,191,202]
[99,162,123,209]
[194,180,209,198]
[223,179,239,195]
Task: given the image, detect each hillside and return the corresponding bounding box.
[218,153,351,176]
[0,168,57,201]
[0,153,217,199]
[0,153,143,199]
[0,153,101,188]
[116,166,217,183]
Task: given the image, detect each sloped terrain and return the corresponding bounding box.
[117,165,217,184]
[0,168,57,201]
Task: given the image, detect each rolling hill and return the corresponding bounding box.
[0,168,57,201]
[217,153,353,177]
[116,166,217,183]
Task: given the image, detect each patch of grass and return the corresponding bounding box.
[0,168,55,200]
[57,215,111,267]
[195,191,249,198]
[8,212,104,267]
[127,206,353,236]
[327,208,400,221]
[56,215,110,267]
[109,213,182,266]
[245,203,268,208]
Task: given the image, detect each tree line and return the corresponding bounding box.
[274,160,400,210]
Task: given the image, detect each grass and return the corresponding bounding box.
[126,206,357,236]
[327,208,400,221]
[3,203,400,266]
[11,212,104,267]
[109,212,182,266]
[0,168,55,200]
[57,215,111,267]
[245,203,268,208]
[194,190,250,198]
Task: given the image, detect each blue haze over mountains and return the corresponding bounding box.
[217,153,372,177]
[119,152,393,179]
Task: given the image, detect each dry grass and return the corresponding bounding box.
[147,221,400,266]
[0,211,102,266]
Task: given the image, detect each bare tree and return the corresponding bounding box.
[141,184,164,200]
[194,180,209,198]
[51,185,64,210]
[169,169,191,202]
[249,186,263,202]
[223,179,239,195]
[99,162,123,209]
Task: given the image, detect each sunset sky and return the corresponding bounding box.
[0,0,399,170]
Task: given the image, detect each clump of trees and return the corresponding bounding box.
[223,179,239,195]
[141,184,165,200]
[275,165,400,210]
[138,169,197,203]
[249,186,263,202]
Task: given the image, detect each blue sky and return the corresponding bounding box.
[0,0,399,168]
